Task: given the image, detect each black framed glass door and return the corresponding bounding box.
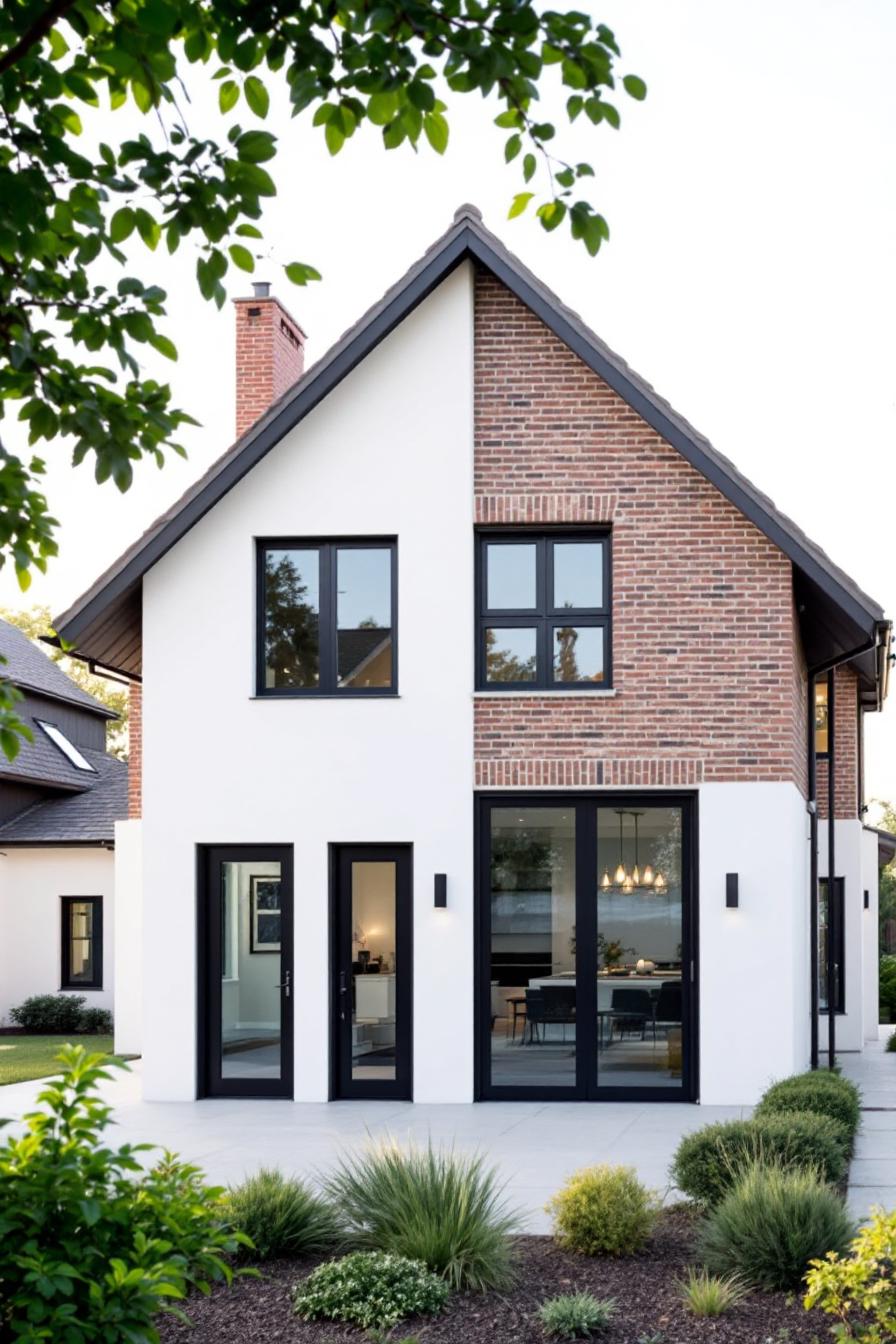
[198,845,293,1099]
[477,794,696,1101]
[332,845,413,1099]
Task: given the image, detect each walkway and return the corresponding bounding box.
[0,1063,746,1233]
[839,1027,896,1221]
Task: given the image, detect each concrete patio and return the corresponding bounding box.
[1,1033,892,1232]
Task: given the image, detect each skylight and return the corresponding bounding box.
[35,719,96,773]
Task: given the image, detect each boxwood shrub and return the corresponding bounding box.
[671,1111,848,1206]
[293,1251,449,1330]
[547,1164,658,1257]
[755,1073,860,1144]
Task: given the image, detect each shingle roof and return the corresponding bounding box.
[0,748,126,844]
[1,716,94,791]
[0,618,115,717]
[52,204,889,690]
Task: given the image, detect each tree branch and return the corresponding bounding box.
[0,0,80,77]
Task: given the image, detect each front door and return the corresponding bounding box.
[198,845,293,1098]
[333,845,412,1099]
[478,795,697,1101]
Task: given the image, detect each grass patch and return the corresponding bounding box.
[0,1035,117,1085]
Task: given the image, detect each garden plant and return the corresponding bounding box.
[804,1206,896,1342]
[227,1167,342,1260]
[754,1072,861,1145]
[547,1163,658,1256]
[293,1250,449,1330]
[677,1266,749,1317]
[538,1291,617,1338]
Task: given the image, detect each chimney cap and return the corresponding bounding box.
[252,281,271,298]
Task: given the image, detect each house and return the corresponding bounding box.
[52,206,891,1105]
[0,619,126,1022]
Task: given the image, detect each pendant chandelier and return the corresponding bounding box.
[600,809,666,893]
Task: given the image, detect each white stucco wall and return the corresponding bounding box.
[860,827,881,1040]
[698,782,810,1104]
[140,263,475,1101]
[113,819,143,1055]
[0,847,115,1022]
[817,818,865,1052]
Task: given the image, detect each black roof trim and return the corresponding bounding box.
[53,205,886,658]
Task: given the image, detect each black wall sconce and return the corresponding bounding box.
[726,873,739,909]
[434,873,447,909]
[864,889,870,910]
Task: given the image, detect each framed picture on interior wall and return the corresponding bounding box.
[250,875,281,953]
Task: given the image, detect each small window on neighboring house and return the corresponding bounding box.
[818,878,844,1014]
[476,532,611,690]
[61,897,103,990]
[36,720,95,772]
[815,681,829,756]
[258,540,396,695]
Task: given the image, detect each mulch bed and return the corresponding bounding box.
[157,1209,829,1344]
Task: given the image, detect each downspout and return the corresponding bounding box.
[806,629,881,1072]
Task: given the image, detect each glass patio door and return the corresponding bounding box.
[479,796,694,1101]
[199,845,293,1099]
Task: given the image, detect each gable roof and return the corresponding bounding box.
[52,205,889,697]
[0,617,114,717]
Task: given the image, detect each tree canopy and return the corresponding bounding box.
[0,0,646,756]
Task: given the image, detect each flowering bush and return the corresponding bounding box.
[293,1250,449,1329]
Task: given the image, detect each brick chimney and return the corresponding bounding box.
[233,282,306,438]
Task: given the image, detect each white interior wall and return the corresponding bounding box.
[140,263,475,1102]
[0,847,115,1022]
[698,782,809,1105]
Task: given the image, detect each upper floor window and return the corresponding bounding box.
[815,680,829,756]
[257,539,396,695]
[476,531,611,690]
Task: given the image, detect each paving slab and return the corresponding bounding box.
[839,1030,896,1221]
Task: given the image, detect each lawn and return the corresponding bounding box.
[0,1035,116,1085]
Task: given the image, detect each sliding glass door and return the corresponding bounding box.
[478,795,695,1101]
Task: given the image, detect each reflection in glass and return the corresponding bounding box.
[220,860,283,1080]
[68,901,94,983]
[351,862,398,1081]
[596,807,683,1089]
[264,548,320,688]
[553,542,603,609]
[486,543,537,610]
[488,808,577,1088]
[485,627,537,682]
[552,626,605,683]
[337,548,392,688]
[815,682,829,755]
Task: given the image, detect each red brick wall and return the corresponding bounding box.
[473,268,805,792]
[816,664,858,819]
[128,681,142,818]
[234,294,305,439]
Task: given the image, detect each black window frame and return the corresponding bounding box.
[818,877,845,1015]
[476,529,612,691]
[256,537,398,697]
[60,895,103,991]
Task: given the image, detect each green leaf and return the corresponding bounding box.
[219,80,239,114]
[109,208,135,243]
[523,153,536,183]
[505,133,521,163]
[235,130,277,163]
[536,200,567,231]
[235,223,263,239]
[508,192,534,219]
[284,261,322,285]
[229,243,255,272]
[622,73,648,101]
[324,120,344,155]
[149,332,178,360]
[423,112,448,154]
[244,76,269,119]
[367,90,398,126]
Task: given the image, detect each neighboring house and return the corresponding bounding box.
[53,206,891,1106]
[0,619,126,1022]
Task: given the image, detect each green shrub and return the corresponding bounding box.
[697,1162,854,1291]
[325,1141,518,1290]
[0,1045,247,1340]
[804,1206,896,1343]
[538,1291,617,1338]
[756,1073,861,1142]
[886,1030,896,1053]
[79,1006,114,1034]
[671,1111,848,1206]
[293,1251,449,1330]
[677,1267,749,1316]
[546,1164,658,1257]
[9,992,86,1033]
[227,1168,342,1260]
[880,955,896,1023]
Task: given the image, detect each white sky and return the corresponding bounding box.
[3,0,894,808]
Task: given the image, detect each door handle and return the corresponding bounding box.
[276,970,291,998]
[339,970,348,994]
